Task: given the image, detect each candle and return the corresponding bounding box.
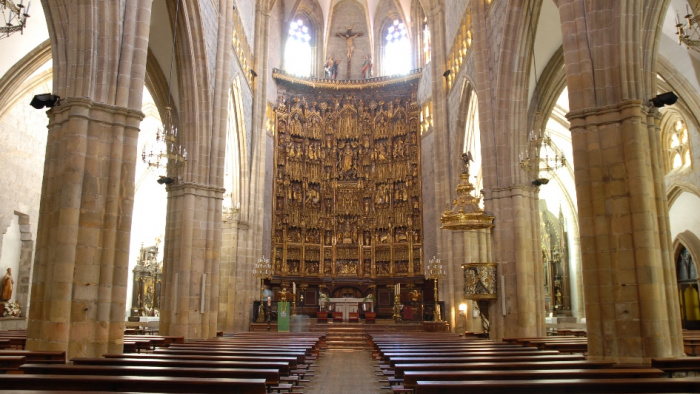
[267,296,271,306]
[293,282,296,294]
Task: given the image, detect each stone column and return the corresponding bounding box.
[558,0,684,363]
[471,0,546,340]
[27,98,144,357]
[27,1,152,358]
[225,0,274,332]
[159,184,222,338]
[424,1,458,331]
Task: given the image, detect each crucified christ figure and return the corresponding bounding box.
[337,27,363,61]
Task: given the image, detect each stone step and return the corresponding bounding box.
[326,340,368,349]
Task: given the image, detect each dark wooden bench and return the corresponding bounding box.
[413,377,700,394]
[21,363,282,386]
[391,360,615,378]
[387,354,586,368]
[652,357,700,376]
[0,337,23,349]
[152,348,306,365]
[540,341,588,353]
[73,357,293,376]
[401,368,665,391]
[167,343,316,356]
[0,356,25,373]
[684,338,700,356]
[502,336,578,345]
[380,350,560,362]
[0,374,267,393]
[0,350,65,364]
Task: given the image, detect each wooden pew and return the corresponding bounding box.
[0,350,65,364]
[0,356,25,373]
[502,336,578,345]
[413,377,700,394]
[152,348,306,365]
[102,353,300,370]
[540,341,588,353]
[402,368,665,391]
[380,350,561,363]
[72,357,292,377]
[168,342,317,356]
[21,363,282,387]
[652,357,700,376]
[0,374,267,393]
[387,354,586,368]
[391,360,615,378]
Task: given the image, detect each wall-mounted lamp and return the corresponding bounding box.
[157,176,175,185]
[29,94,60,109]
[458,303,467,315]
[649,91,678,108]
[442,69,451,78]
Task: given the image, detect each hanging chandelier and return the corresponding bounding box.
[0,0,30,40]
[519,122,566,186]
[675,4,700,53]
[141,0,187,181]
[440,152,495,230]
[141,106,187,175]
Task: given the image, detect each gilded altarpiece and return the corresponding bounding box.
[271,73,423,284]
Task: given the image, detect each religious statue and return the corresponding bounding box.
[362,54,373,79]
[324,55,338,79]
[0,268,13,302]
[337,27,363,61]
[555,287,563,307]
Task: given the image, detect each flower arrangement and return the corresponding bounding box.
[3,301,20,317]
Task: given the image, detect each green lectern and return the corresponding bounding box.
[277,301,290,332]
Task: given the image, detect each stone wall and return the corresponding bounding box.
[0,84,51,315]
[328,1,370,80]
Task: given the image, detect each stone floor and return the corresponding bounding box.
[304,348,385,394]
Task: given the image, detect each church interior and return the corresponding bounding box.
[0,0,700,388]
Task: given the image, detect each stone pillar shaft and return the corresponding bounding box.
[27,98,143,357]
[567,102,683,363]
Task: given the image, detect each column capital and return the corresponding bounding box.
[49,96,145,130]
[566,99,649,130]
[167,182,226,199]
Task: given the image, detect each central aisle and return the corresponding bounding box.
[304,348,385,394]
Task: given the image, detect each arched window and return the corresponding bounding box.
[463,92,482,201]
[223,78,246,213]
[383,19,411,76]
[284,19,312,77]
[662,114,693,173]
[423,17,431,64]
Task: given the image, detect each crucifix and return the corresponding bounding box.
[336,26,363,79]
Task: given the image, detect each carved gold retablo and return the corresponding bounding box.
[441,152,494,230]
